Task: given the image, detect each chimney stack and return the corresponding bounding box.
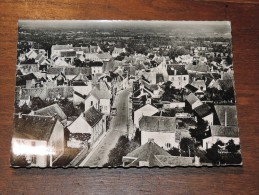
[225,111,227,126]
[148,138,154,144]
[18,112,22,119]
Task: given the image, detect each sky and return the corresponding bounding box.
[18,20,231,37]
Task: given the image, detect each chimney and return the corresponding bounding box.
[148,138,154,144]
[18,112,22,118]
[221,71,224,80]
[225,111,227,126]
[194,156,200,166]
[159,119,165,129]
[52,113,57,121]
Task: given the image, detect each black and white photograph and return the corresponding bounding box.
[11,20,242,167]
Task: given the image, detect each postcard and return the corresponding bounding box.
[11,20,242,167]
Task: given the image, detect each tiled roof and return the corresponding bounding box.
[97,53,112,60]
[139,116,176,133]
[186,64,209,73]
[155,155,194,166]
[83,106,103,127]
[35,53,44,61]
[167,65,188,75]
[214,105,238,126]
[191,80,206,89]
[193,104,212,118]
[52,45,73,50]
[210,125,239,137]
[185,93,200,105]
[185,84,198,93]
[34,103,67,121]
[65,67,91,75]
[47,67,63,75]
[125,140,170,167]
[218,79,234,90]
[13,114,56,141]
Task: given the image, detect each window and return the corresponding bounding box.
[91,101,93,106]
[183,77,186,81]
[171,77,174,81]
[166,143,171,148]
[31,141,36,147]
[31,155,36,164]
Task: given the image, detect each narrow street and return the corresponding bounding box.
[81,88,130,167]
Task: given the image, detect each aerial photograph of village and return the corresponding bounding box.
[11,20,242,167]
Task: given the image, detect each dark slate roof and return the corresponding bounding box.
[34,103,67,121]
[214,105,238,126]
[139,116,176,133]
[88,61,103,67]
[193,104,212,118]
[125,140,171,167]
[16,73,38,86]
[83,106,103,127]
[210,125,239,137]
[218,79,234,90]
[13,114,57,141]
[167,65,188,75]
[60,50,76,57]
[74,91,87,99]
[156,73,164,83]
[185,84,198,93]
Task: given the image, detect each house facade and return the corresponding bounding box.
[67,106,106,148]
[139,116,178,150]
[11,114,64,167]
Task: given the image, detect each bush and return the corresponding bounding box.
[106,135,140,166]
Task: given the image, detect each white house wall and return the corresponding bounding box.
[134,105,159,128]
[141,131,178,150]
[48,120,65,165]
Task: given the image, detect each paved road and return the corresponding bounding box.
[82,88,130,167]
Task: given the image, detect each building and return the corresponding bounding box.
[203,125,240,150]
[112,47,126,57]
[139,116,178,149]
[134,104,159,128]
[11,114,64,167]
[67,106,106,148]
[167,65,189,89]
[33,103,67,126]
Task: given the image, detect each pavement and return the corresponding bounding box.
[80,88,131,167]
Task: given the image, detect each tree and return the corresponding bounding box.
[168,147,180,156]
[106,135,139,166]
[17,103,31,114]
[226,139,239,153]
[205,140,224,165]
[180,138,195,157]
[189,119,208,142]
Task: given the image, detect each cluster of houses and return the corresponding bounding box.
[13,43,130,167]
[122,45,239,166]
[12,39,240,167]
